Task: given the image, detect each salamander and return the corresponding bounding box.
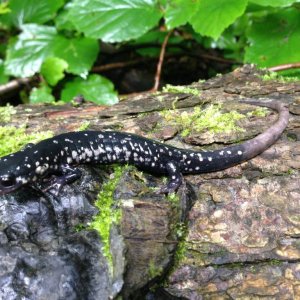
[0,99,289,195]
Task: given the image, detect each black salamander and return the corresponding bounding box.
[0,99,289,195]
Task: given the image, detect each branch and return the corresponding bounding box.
[268,62,300,72]
[151,30,174,92]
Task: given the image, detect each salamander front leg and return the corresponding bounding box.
[157,162,183,194]
[43,165,82,195]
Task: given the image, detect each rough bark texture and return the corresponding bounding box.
[0,65,299,299]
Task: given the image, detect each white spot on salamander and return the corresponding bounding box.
[208,157,212,161]
[85,148,93,157]
[53,140,58,144]
[237,150,243,155]
[72,151,78,159]
[227,150,231,154]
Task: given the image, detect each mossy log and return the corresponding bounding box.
[0,65,299,299]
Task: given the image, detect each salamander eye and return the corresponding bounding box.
[0,174,16,188]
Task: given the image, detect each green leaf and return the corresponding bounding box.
[53,36,99,77]
[67,0,162,42]
[0,2,10,15]
[249,0,297,7]
[41,57,68,86]
[61,74,118,105]
[5,24,99,78]
[5,25,56,77]
[55,8,77,31]
[29,84,55,103]
[189,0,248,40]
[0,59,9,84]
[7,0,64,26]
[164,0,198,29]
[245,9,300,67]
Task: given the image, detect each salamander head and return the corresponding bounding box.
[0,148,36,195]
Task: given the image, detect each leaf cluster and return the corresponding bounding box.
[0,0,299,104]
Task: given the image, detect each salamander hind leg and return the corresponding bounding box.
[157,161,183,194]
[43,165,82,195]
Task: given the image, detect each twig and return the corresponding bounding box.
[151,30,174,92]
[92,57,151,72]
[268,62,300,72]
[0,77,35,97]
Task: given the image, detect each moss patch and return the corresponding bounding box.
[89,166,125,266]
[149,259,163,278]
[77,121,90,131]
[162,84,200,96]
[0,104,16,122]
[247,107,268,117]
[161,104,245,137]
[260,71,299,82]
[0,126,53,157]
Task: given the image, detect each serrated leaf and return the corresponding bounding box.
[190,0,248,40]
[249,0,297,7]
[7,0,64,26]
[41,57,68,86]
[5,24,99,78]
[67,0,162,42]
[5,25,57,77]
[165,0,198,29]
[245,9,300,67]
[29,84,55,103]
[61,74,118,105]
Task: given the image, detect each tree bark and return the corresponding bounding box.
[0,65,299,300]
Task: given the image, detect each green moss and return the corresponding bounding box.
[77,121,90,131]
[148,259,163,278]
[74,223,87,232]
[0,104,16,122]
[89,166,125,267]
[260,71,278,81]
[174,239,187,266]
[162,84,200,96]
[247,107,268,117]
[260,71,299,82]
[0,126,53,157]
[166,192,180,208]
[161,104,245,137]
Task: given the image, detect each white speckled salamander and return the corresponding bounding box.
[0,99,289,195]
